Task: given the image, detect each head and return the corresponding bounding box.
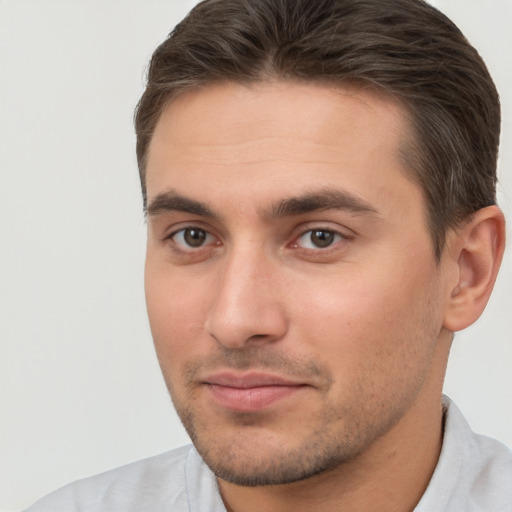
[136,0,501,260]
[137,0,505,490]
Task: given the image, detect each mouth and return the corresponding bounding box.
[202,372,309,412]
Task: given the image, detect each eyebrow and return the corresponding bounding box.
[146,190,215,218]
[267,189,379,219]
[145,188,378,220]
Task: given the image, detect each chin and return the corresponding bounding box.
[200,442,346,487]
[184,416,367,487]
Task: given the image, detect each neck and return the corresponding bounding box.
[219,399,444,512]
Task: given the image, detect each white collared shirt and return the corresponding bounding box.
[25,397,512,511]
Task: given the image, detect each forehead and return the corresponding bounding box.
[145,81,419,218]
[149,80,409,158]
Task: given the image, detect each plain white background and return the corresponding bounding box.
[0,1,510,511]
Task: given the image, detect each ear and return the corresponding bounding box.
[443,205,506,332]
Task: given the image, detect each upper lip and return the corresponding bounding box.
[202,372,306,389]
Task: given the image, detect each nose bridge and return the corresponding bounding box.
[205,240,287,348]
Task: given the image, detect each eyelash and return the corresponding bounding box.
[291,229,346,251]
[166,225,349,254]
[167,227,219,252]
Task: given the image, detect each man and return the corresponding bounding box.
[26,0,511,510]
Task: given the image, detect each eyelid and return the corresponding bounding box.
[161,220,216,241]
[174,228,212,245]
[159,220,353,257]
[163,223,221,253]
[288,223,354,253]
[295,229,343,249]
[292,222,353,240]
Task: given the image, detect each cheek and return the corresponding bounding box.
[144,262,211,364]
[289,278,440,422]
[290,258,441,371]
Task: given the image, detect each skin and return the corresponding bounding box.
[143,81,504,512]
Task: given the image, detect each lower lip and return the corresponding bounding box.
[206,384,305,412]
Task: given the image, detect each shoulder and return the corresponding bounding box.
[24,445,195,512]
[469,431,512,508]
[416,397,512,512]
[447,399,512,508]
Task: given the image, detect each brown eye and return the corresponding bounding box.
[183,228,207,247]
[171,228,214,249]
[310,230,335,247]
[296,229,343,249]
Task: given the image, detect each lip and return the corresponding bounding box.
[202,372,308,412]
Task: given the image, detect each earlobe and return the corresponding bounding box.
[443,205,506,332]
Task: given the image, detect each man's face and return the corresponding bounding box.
[144,81,452,485]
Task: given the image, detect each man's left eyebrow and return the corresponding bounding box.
[266,189,379,218]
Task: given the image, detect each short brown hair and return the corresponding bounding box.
[135,0,500,258]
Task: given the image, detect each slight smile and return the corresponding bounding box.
[203,372,309,412]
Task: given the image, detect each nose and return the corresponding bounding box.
[204,248,288,349]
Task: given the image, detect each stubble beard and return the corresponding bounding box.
[163,313,438,487]
[175,401,391,487]
[168,374,415,487]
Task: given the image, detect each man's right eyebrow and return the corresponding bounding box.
[146,191,215,218]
